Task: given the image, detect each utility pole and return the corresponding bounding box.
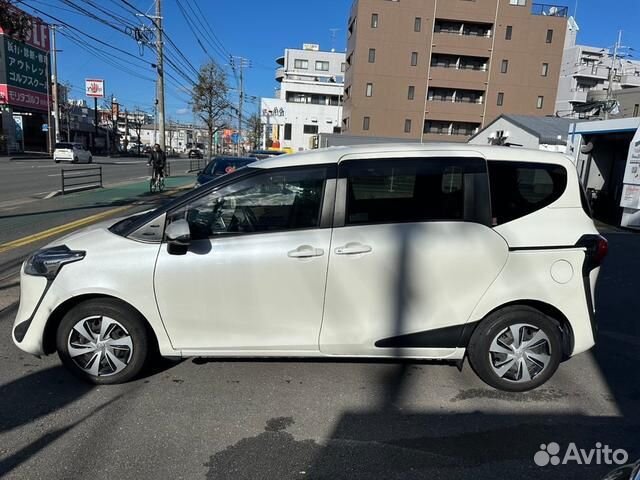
[230,56,251,156]
[50,25,61,143]
[155,0,166,151]
[605,30,622,120]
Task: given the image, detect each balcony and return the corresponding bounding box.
[574,65,609,80]
[426,100,484,123]
[430,66,488,90]
[275,67,285,82]
[620,73,640,88]
[531,3,569,17]
[567,90,588,104]
[432,32,492,56]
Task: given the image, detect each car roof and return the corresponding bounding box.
[250,143,575,169]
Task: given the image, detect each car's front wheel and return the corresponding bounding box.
[467,306,563,392]
[56,299,149,384]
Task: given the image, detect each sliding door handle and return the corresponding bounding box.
[335,243,372,255]
[288,246,325,258]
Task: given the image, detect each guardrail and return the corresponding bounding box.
[189,158,205,172]
[531,3,569,17]
[61,166,103,195]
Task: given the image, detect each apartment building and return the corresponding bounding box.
[261,44,345,151]
[342,0,569,142]
[556,38,640,118]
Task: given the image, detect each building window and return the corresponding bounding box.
[315,61,330,71]
[501,59,509,73]
[537,96,544,109]
[408,85,415,100]
[506,25,513,40]
[363,116,370,131]
[283,123,292,140]
[414,17,422,32]
[634,104,640,117]
[303,124,319,134]
[368,48,376,63]
[541,63,549,77]
[509,0,526,5]
[404,119,412,133]
[366,83,373,97]
[497,92,504,106]
[371,13,379,28]
[546,29,554,43]
[294,59,308,70]
[341,62,346,72]
[411,52,418,66]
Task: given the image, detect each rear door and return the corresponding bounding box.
[320,153,509,357]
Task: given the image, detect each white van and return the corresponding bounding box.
[12,144,607,391]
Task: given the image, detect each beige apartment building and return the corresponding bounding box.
[342,0,569,142]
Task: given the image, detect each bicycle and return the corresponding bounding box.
[149,164,165,193]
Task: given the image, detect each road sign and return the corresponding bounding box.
[85,79,105,98]
[231,133,240,144]
[41,123,48,132]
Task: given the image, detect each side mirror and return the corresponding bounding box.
[165,219,191,255]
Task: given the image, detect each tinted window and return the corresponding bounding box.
[342,158,486,226]
[488,161,567,225]
[169,168,328,240]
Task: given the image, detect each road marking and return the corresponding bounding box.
[0,184,190,254]
[0,205,131,254]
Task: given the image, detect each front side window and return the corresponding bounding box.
[167,168,328,240]
[342,158,486,226]
[488,161,567,225]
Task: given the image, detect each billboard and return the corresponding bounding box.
[85,79,105,98]
[0,6,50,111]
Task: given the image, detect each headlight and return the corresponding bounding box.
[25,245,86,280]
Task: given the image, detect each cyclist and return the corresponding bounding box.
[148,144,166,188]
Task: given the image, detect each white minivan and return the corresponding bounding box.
[54,142,93,163]
[12,144,607,391]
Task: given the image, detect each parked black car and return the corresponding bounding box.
[195,156,256,187]
[188,149,203,159]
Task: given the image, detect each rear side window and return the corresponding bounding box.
[342,157,487,225]
[488,161,567,225]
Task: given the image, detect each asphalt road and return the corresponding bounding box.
[0,228,638,479]
[0,156,197,208]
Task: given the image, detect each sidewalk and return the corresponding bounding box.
[0,174,195,245]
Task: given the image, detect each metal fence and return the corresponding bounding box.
[61,166,103,195]
[189,158,205,172]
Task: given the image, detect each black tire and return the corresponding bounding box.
[467,306,563,392]
[56,298,149,385]
[72,156,78,163]
[54,159,60,163]
[88,155,93,163]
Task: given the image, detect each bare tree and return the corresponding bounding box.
[192,62,230,157]
[246,113,263,150]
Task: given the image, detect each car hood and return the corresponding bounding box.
[42,209,153,249]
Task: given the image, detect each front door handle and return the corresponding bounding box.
[288,246,325,258]
[335,243,373,255]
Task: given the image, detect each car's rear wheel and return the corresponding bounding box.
[467,306,562,392]
[56,299,149,384]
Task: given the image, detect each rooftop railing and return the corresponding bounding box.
[531,3,569,17]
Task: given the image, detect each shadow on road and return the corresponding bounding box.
[203,232,640,480]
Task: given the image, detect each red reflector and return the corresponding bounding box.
[595,236,608,264]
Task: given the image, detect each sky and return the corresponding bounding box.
[16,0,640,123]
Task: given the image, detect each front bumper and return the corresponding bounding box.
[12,266,53,356]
